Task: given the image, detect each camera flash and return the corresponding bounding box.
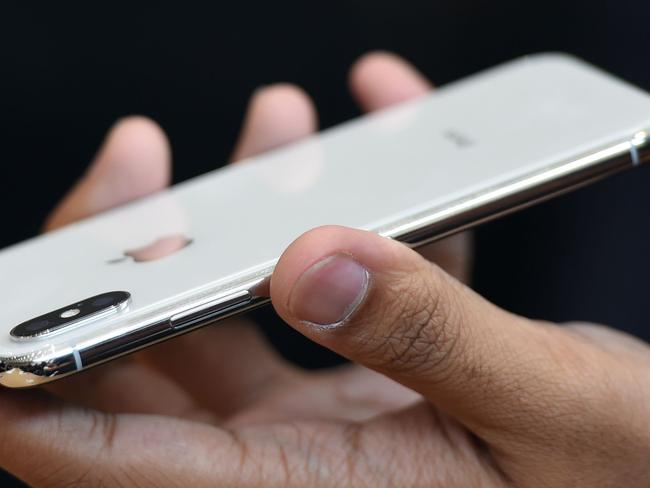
[60,308,81,319]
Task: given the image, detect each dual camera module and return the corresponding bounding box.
[10,291,130,339]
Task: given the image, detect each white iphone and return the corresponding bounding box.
[1,53,649,388]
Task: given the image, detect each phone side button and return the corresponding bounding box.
[169,290,252,331]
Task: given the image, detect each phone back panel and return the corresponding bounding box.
[2,53,650,364]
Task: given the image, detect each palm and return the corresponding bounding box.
[175,366,486,487]
[29,343,486,486]
[214,365,491,487]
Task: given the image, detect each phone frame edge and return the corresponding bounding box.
[2,130,649,388]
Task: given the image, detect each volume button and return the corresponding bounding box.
[170,290,252,330]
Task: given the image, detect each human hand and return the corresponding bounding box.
[1,53,472,487]
[2,52,647,488]
[269,226,650,487]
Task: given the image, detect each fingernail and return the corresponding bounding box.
[289,254,369,328]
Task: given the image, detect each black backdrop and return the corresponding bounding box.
[0,1,649,484]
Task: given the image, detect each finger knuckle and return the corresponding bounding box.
[367,267,462,376]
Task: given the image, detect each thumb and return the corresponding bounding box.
[270,225,586,441]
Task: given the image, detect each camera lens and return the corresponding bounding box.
[91,295,115,308]
[23,319,51,333]
[10,318,52,337]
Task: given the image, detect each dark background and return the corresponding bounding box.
[0,1,649,485]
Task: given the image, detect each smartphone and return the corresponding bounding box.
[1,53,649,388]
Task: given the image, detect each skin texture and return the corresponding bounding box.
[1,52,648,487]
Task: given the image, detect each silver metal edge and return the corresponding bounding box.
[2,131,649,387]
[77,295,270,371]
[170,289,252,325]
[0,350,79,387]
[378,131,650,246]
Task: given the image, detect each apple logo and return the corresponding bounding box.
[108,234,193,264]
